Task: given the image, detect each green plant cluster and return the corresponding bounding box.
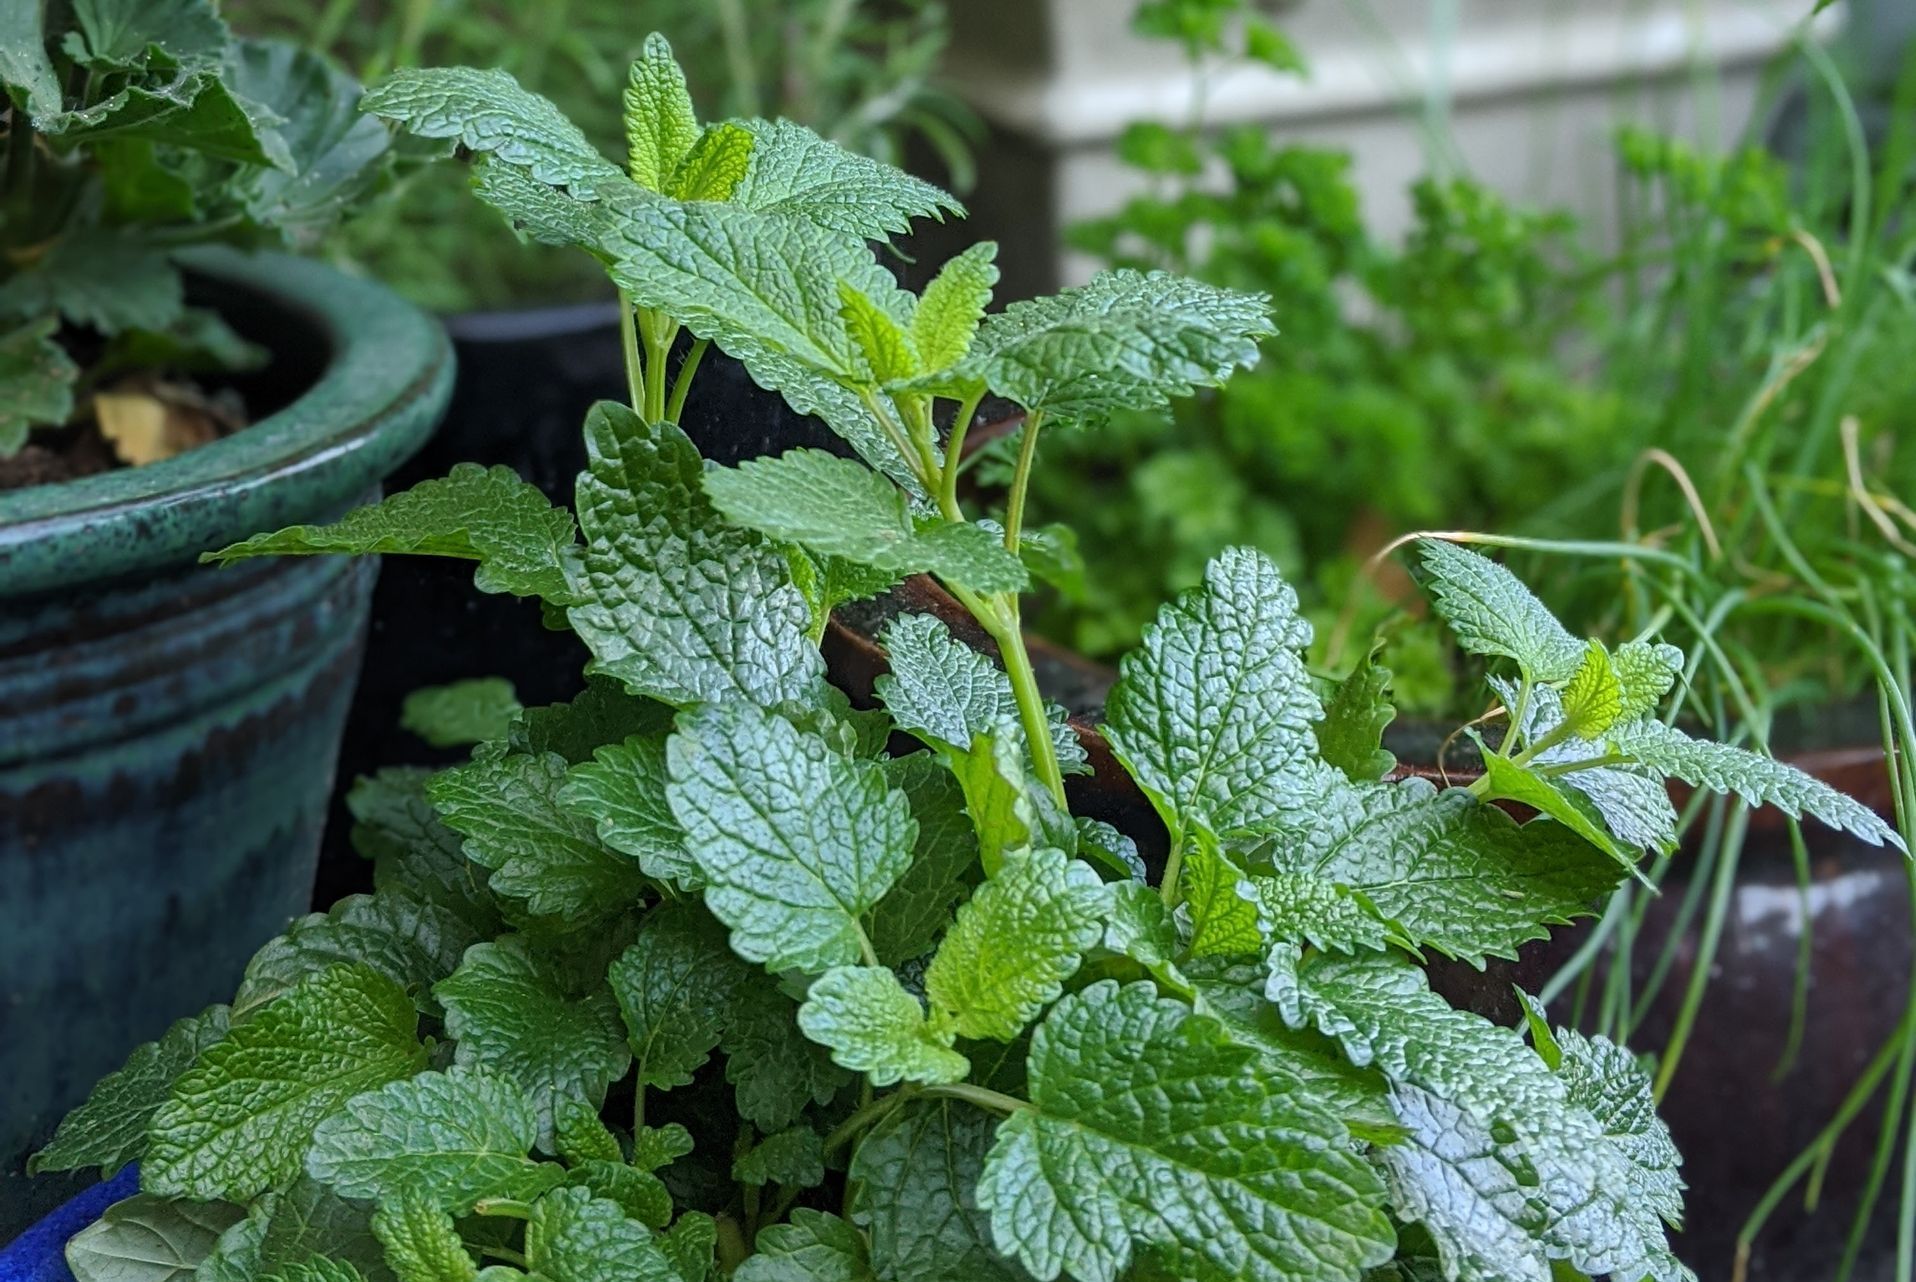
[0,0,397,453]
[36,32,1904,1282]
[224,0,976,313]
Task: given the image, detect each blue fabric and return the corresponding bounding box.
[0,1171,137,1282]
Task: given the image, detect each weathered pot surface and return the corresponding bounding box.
[0,248,452,1234]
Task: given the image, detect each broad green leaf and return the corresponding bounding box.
[1102,880,1192,995]
[1105,546,1340,844]
[568,1161,673,1228]
[371,1191,476,1282]
[1477,747,1639,872]
[209,1176,390,1282]
[1415,540,1582,683]
[731,118,962,239]
[666,701,916,972]
[1611,641,1684,722]
[947,726,1037,875]
[69,0,226,68]
[669,122,753,201]
[510,676,673,765]
[839,280,919,383]
[732,1126,825,1189]
[0,317,78,451]
[560,733,700,889]
[0,233,183,335]
[704,449,1026,593]
[1281,777,1621,963]
[798,965,969,1086]
[567,403,823,707]
[1559,642,1624,739]
[608,901,750,1089]
[306,1068,564,1211]
[875,613,1085,774]
[41,65,282,165]
[1610,717,1905,849]
[205,464,579,604]
[1179,833,1265,958]
[912,242,998,372]
[622,33,700,192]
[64,1195,243,1282]
[914,270,1271,423]
[633,1123,697,1172]
[975,981,1394,1282]
[722,982,852,1132]
[236,891,480,1018]
[429,749,650,925]
[734,1210,873,1282]
[435,937,633,1148]
[1251,873,1394,954]
[401,679,522,749]
[661,1214,718,1282]
[30,1005,230,1177]
[1556,1028,1685,1228]
[868,754,977,967]
[363,66,619,190]
[526,1187,680,1282]
[553,1097,623,1166]
[0,0,60,120]
[926,846,1105,1040]
[1316,641,1397,783]
[472,155,613,250]
[849,1102,1025,1282]
[350,770,504,945]
[145,965,426,1201]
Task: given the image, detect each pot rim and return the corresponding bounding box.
[0,247,453,598]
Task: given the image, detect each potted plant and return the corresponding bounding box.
[0,0,452,1230]
[14,36,1899,1281]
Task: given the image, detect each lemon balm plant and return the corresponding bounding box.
[30,35,1900,1282]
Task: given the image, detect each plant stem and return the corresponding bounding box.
[481,1246,530,1269]
[939,390,985,520]
[1002,412,1044,552]
[820,1088,911,1156]
[666,338,709,424]
[920,1082,1029,1115]
[1159,837,1187,905]
[640,308,675,424]
[618,292,645,413]
[979,594,1067,806]
[474,1197,534,1219]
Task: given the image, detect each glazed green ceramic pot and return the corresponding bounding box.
[0,248,452,1234]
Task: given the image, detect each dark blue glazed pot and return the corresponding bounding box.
[0,248,452,1237]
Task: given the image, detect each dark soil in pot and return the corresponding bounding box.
[0,250,450,1235]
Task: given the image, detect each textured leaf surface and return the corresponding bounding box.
[876,613,1085,773]
[667,701,915,971]
[1477,748,1637,871]
[1252,874,1393,954]
[526,1187,679,1282]
[305,1068,564,1211]
[734,1209,873,1282]
[363,67,619,189]
[145,965,425,1201]
[798,966,969,1086]
[731,118,961,239]
[559,733,699,887]
[64,1195,243,1282]
[839,280,918,383]
[370,1190,476,1282]
[1316,643,1397,783]
[670,121,752,201]
[429,750,649,925]
[850,1102,1026,1282]
[912,242,998,372]
[622,34,699,192]
[1415,541,1582,682]
[722,983,852,1132]
[1559,642,1624,738]
[925,846,1105,1040]
[435,938,632,1148]
[608,901,749,1090]
[1180,834,1266,958]
[869,754,977,966]
[566,403,822,708]
[976,981,1394,1282]
[31,1006,230,1177]
[205,464,578,603]
[733,1127,826,1189]
[235,891,478,1019]
[1105,547,1338,843]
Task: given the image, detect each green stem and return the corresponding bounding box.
[474,1197,534,1220]
[1533,753,1634,778]
[1499,676,1533,756]
[639,308,675,424]
[821,1088,911,1156]
[666,338,709,424]
[860,389,932,493]
[617,292,645,414]
[481,1246,529,1269]
[939,390,985,520]
[1160,837,1187,905]
[1002,413,1044,552]
[975,592,1067,807]
[920,1082,1029,1115]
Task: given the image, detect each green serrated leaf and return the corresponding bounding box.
[730,117,961,240]
[429,749,650,925]
[363,66,619,190]
[1179,832,1266,957]
[0,0,61,121]
[1251,873,1394,954]
[661,1213,718,1282]
[976,980,1394,1282]
[527,1187,681,1282]
[838,280,919,383]
[204,464,579,603]
[667,700,915,972]
[510,677,673,765]
[925,846,1105,1040]
[946,726,1037,876]
[403,679,523,748]
[236,891,480,1019]
[472,154,613,250]
[64,1194,243,1282]
[1478,746,1639,873]
[144,965,426,1202]
[876,613,1084,774]
[371,1190,477,1282]
[912,242,998,372]
[609,901,750,1090]
[1559,641,1624,739]
[1415,540,1583,683]
[1102,880,1192,994]
[552,1097,623,1166]
[435,937,632,1149]
[559,733,700,889]
[568,1161,674,1229]
[351,770,505,945]
[849,1102,1025,1282]
[69,0,227,67]
[30,1005,230,1177]
[704,450,1026,593]
[733,1126,825,1189]
[734,1209,873,1282]
[798,965,969,1086]
[1317,642,1397,783]
[1107,547,1339,845]
[0,317,78,451]
[721,983,852,1132]
[567,403,824,707]
[212,1176,392,1282]
[1611,641,1684,722]
[869,754,977,966]
[260,1261,369,1282]
[1556,1029,1685,1229]
[623,33,701,192]
[669,122,753,201]
[633,1123,698,1172]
